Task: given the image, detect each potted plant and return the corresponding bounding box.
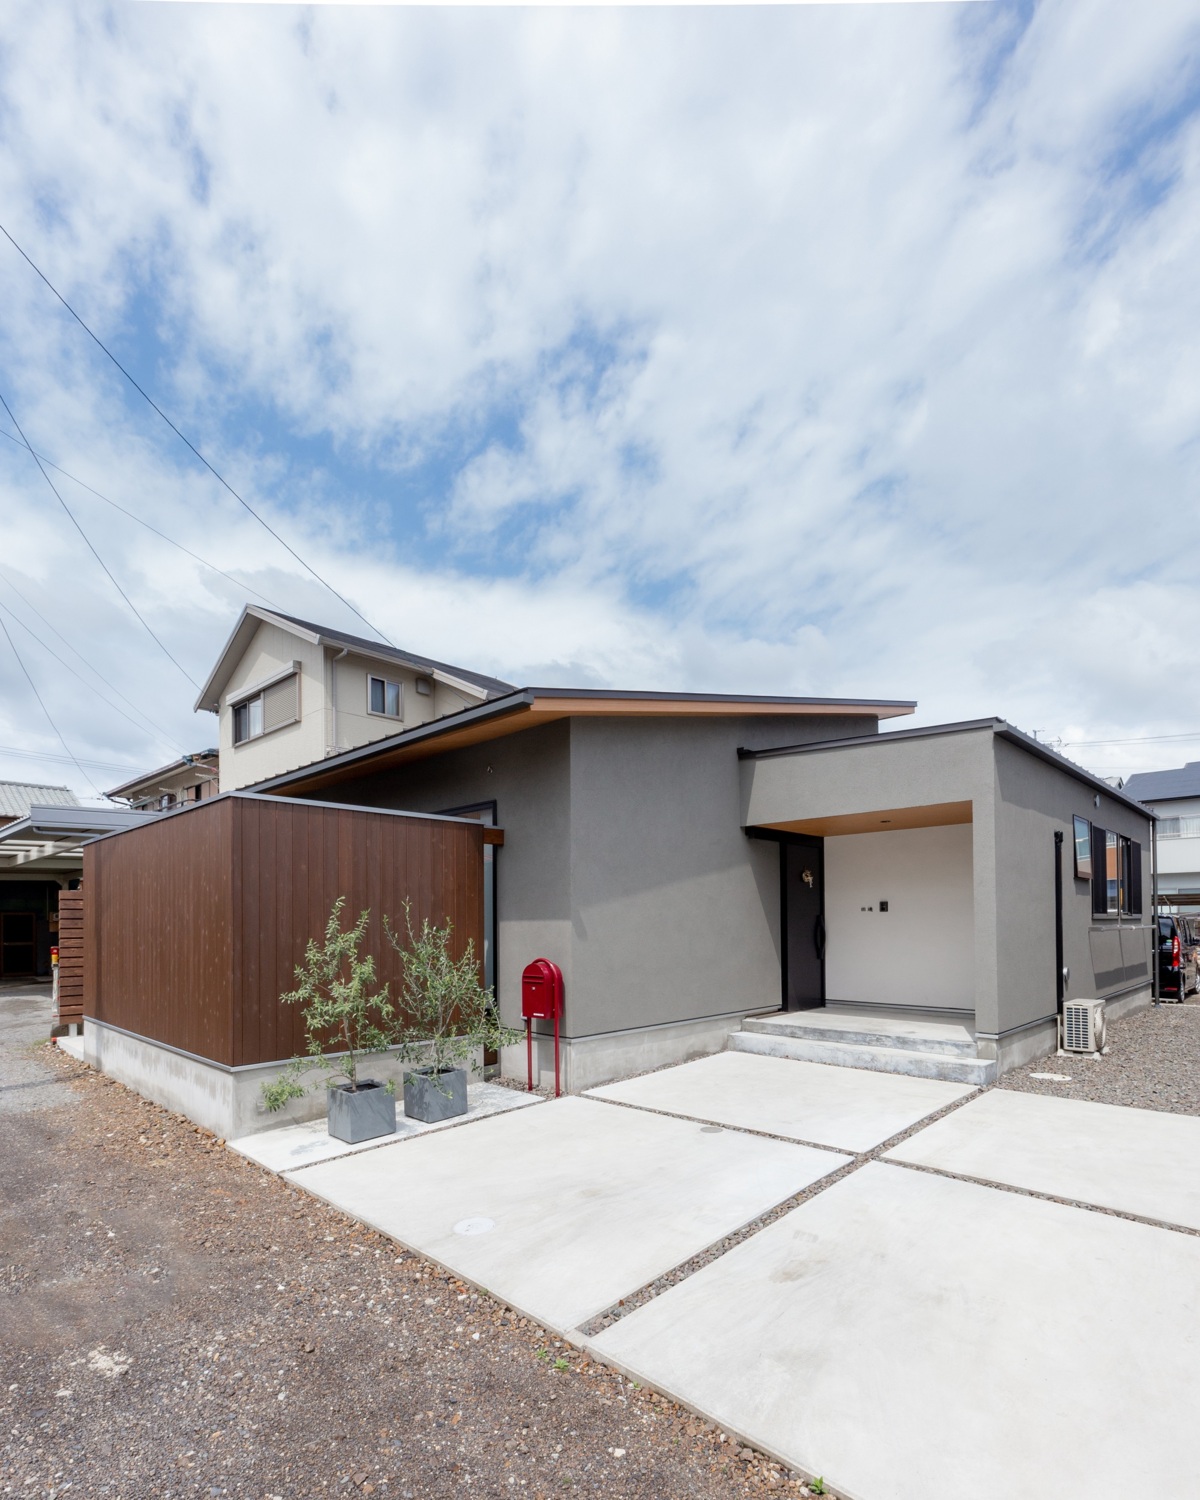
[386,901,521,1124]
[261,898,399,1144]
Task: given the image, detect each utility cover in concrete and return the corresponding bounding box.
[887,1088,1200,1230]
[586,1050,975,1153]
[590,1163,1200,1500]
[291,1095,847,1333]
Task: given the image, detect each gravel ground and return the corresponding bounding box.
[0,987,819,1500]
[1000,996,1200,1114]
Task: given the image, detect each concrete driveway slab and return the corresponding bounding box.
[886,1087,1200,1229]
[291,1094,848,1334]
[586,1050,976,1152]
[590,1162,1200,1500]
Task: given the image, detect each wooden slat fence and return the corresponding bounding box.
[83,792,485,1067]
[55,889,84,1027]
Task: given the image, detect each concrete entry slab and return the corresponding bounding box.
[586,1050,976,1153]
[590,1163,1200,1500]
[230,1082,542,1173]
[886,1087,1200,1230]
[290,1094,848,1334]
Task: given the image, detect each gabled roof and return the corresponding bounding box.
[193,607,517,713]
[0,780,81,820]
[254,685,917,798]
[1122,762,1200,804]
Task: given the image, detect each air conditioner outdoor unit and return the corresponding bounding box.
[1062,999,1106,1055]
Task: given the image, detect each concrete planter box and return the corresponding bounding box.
[404,1067,468,1124]
[326,1079,397,1144]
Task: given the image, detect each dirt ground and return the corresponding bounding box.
[0,988,811,1500]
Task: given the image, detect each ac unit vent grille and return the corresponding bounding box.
[1062,999,1105,1054]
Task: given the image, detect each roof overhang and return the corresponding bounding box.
[0,804,163,872]
[254,687,916,799]
[740,718,1157,829]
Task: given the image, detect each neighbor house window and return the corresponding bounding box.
[233,693,264,744]
[368,675,403,718]
[232,672,298,745]
[1073,816,1092,880]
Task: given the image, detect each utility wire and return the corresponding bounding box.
[0,595,182,756]
[0,387,200,688]
[0,425,283,611]
[0,612,103,796]
[1063,731,1200,748]
[0,742,146,775]
[0,566,184,746]
[0,222,395,647]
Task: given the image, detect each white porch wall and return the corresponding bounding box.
[825,824,974,1012]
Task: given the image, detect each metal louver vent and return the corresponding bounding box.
[1062,999,1104,1053]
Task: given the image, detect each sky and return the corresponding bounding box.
[0,0,1198,805]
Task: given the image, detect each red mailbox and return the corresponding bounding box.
[521,958,564,1097]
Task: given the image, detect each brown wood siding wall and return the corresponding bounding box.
[84,795,484,1068]
[55,889,84,1025]
[85,797,236,1063]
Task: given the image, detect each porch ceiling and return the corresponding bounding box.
[758,798,973,838]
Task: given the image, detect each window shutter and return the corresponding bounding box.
[263,674,299,733]
[1090,824,1106,916]
[1129,839,1143,916]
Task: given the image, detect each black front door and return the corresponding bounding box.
[782,840,824,1010]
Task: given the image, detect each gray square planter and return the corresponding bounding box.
[404,1067,468,1124]
[326,1080,397,1144]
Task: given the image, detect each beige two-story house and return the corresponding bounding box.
[193,607,516,791]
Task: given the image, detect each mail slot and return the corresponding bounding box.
[521,958,564,1096]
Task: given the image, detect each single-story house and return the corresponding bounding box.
[74,613,1156,1133]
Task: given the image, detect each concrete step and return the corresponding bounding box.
[729,1028,997,1086]
[742,1013,976,1058]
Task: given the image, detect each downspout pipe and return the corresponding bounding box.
[1151,817,1160,1006]
[329,646,349,755]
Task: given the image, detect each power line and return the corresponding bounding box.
[0,612,103,796]
[0,742,146,775]
[0,566,183,745]
[0,593,182,755]
[0,425,283,611]
[0,221,395,648]
[0,386,200,688]
[1063,730,1200,748]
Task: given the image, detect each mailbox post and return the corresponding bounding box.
[520,958,564,1097]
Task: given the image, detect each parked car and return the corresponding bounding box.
[1157,913,1199,1000]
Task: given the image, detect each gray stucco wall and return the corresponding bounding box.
[294,712,878,1039]
[991,737,1153,1037]
[741,726,1001,1030]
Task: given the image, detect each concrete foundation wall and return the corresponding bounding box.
[824,824,974,1012]
[83,1018,477,1140]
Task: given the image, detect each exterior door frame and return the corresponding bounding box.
[746,828,826,1011]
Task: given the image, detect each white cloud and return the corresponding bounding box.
[0,0,1198,801]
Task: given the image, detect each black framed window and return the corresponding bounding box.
[1073,816,1092,880]
[1090,823,1142,916]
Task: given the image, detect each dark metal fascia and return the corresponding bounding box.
[737,718,1003,761]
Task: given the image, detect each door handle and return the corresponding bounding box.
[814,914,826,959]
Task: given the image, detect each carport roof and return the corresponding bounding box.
[739,717,1156,821]
[0,803,161,872]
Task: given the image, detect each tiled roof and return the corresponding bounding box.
[1122,763,1200,803]
[0,781,81,819]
